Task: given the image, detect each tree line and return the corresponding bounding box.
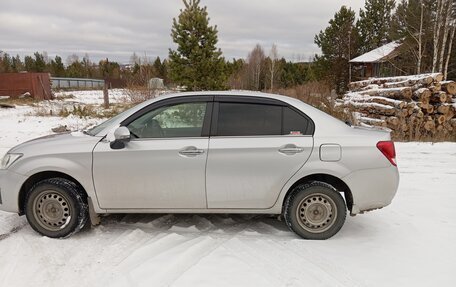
[0,46,311,91]
[315,0,456,94]
[1,0,455,94]
[0,51,169,82]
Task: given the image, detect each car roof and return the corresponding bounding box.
[148,90,305,106]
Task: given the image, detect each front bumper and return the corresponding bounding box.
[342,165,399,215]
[0,169,27,213]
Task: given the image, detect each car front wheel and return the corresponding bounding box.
[25,178,88,238]
[284,181,346,240]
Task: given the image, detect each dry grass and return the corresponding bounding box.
[276,81,355,123]
[124,85,156,103]
[0,96,41,106]
[59,103,134,118]
[31,102,133,119]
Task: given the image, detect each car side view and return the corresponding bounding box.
[0,91,399,239]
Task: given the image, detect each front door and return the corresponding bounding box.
[93,99,212,209]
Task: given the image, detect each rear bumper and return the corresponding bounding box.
[0,169,27,213]
[342,166,399,214]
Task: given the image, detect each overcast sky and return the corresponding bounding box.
[1,0,365,64]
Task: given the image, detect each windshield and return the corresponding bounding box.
[85,105,137,136]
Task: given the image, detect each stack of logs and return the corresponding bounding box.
[338,73,456,138]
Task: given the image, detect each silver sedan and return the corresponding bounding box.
[0,91,399,239]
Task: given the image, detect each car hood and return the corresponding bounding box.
[8,132,102,156]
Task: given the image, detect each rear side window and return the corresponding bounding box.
[217,103,282,136]
[283,107,311,135]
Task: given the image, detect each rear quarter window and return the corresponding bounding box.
[283,107,313,136]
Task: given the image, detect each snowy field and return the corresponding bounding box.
[0,90,455,286]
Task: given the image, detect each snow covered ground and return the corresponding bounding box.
[0,90,455,286]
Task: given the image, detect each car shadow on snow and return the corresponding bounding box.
[81,213,380,240]
[91,213,295,238]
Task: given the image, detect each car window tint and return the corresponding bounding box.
[127,102,207,138]
[283,107,310,135]
[217,103,281,136]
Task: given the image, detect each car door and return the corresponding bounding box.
[206,96,314,209]
[92,96,213,209]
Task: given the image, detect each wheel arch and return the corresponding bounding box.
[18,171,88,215]
[282,173,353,213]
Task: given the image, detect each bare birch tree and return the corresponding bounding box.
[432,0,445,72]
[438,0,453,72]
[417,0,424,73]
[444,22,455,79]
[247,44,265,90]
[268,43,279,92]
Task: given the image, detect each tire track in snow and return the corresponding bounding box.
[106,235,218,287]
[102,214,263,286]
[0,224,26,241]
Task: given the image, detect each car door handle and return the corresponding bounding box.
[179,146,205,156]
[279,145,304,155]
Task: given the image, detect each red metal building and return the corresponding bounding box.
[0,73,52,100]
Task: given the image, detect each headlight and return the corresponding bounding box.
[1,153,23,169]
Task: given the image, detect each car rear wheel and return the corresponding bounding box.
[284,181,346,240]
[25,178,88,238]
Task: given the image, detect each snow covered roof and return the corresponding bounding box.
[350,41,402,63]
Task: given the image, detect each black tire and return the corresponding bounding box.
[284,181,346,240]
[25,178,88,238]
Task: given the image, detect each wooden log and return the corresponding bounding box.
[430,73,444,82]
[400,122,409,132]
[418,102,430,109]
[443,121,453,131]
[343,95,406,109]
[436,114,447,125]
[344,102,398,116]
[423,119,436,131]
[450,118,456,128]
[429,83,442,92]
[349,75,434,91]
[383,78,430,89]
[444,108,455,120]
[429,92,447,104]
[358,87,413,101]
[386,116,399,126]
[412,88,431,102]
[358,116,387,127]
[415,110,424,118]
[436,104,451,114]
[440,81,456,95]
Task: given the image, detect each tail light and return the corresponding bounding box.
[376,141,397,166]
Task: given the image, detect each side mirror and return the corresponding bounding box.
[110,126,131,150]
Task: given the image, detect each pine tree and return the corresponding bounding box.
[51,56,65,77]
[1,53,12,72]
[357,0,396,54]
[34,52,46,72]
[24,56,35,72]
[168,0,227,91]
[314,6,359,94]
[12,55,24,72]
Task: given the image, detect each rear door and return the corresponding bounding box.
[206,96,314,209]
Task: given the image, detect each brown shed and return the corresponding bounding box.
[0,73,52,100]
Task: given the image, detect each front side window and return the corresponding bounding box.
[127,102,207,138]
[217,103,282,136]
